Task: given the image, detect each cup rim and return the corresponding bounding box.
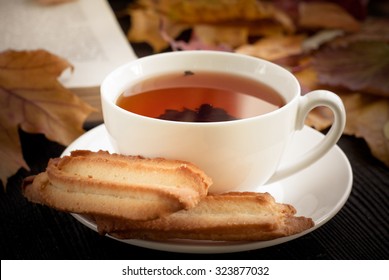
[101,50,301,126]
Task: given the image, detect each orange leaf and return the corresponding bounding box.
[0,49,95,188]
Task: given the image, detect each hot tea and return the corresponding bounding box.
[116,71,285,122]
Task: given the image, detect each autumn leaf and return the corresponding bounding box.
[0,112,30,187]
[295,63,389,166]
[0,49,95,188]
[304,88,389,168]
[235,34,306,61]
[128,7,188,52]
[329,18,389,47]
[145,0,294,29]
[303,89,389,167]
[127,0,294,52]
[340,92,389,166]
[193,25,249,49]
[298,1,361,32]
[313,41,389,97]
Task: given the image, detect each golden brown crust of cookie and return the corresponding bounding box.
[93,192,314,241]
[22,150,212,220]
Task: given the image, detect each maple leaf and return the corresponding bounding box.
[0,49,95,189]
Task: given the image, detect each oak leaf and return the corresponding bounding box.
[0,49,95,188]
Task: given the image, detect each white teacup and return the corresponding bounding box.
[101,51,345,193]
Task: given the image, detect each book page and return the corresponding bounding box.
[0,0,137,88]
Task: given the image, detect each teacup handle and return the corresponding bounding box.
[268,90,346,183]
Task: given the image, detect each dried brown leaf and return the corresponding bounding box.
[193,25,249,49]
[329,18,389,47]
[298,2,361,32]
[295,61,389,167]
[340,92,389,166]
[127,8,188,52]
[0,112,29,187]
[0,49,95,188]
[235,35,305,61]
[127,0,295,51]
[148,0,294,30]
[313,41,389,97]
[305,90,389,167]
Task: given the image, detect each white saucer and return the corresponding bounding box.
[63,124,352,254]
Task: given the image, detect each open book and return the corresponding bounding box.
[0,0,137,123]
